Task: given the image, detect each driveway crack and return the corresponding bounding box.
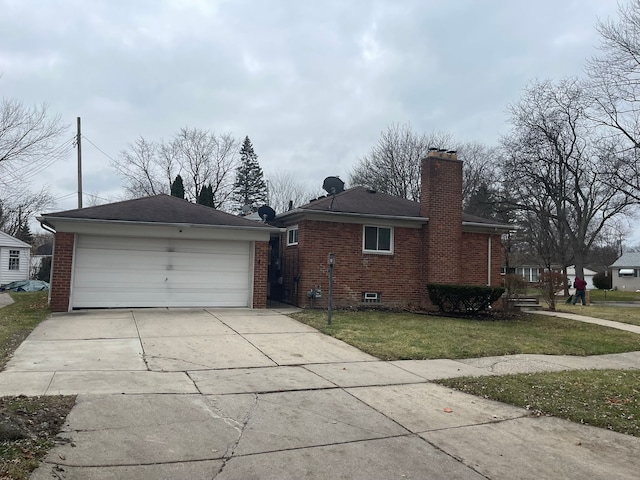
[213,393,259,478]
[131,312,150,371]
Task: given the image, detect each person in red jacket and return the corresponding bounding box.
[573,277,588,305]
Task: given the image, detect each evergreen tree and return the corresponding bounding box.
[232,136,268,213]
[197,184,215,208]
[16,222,34,245]
[170,175,185,199]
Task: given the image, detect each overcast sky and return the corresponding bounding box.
[2,0,636,240]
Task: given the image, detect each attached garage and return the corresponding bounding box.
[38,195,277,312]
[73,235,252,308]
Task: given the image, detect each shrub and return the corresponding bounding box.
[427,284,505,315]
[34,257,51,282]
[538,270,566,311]
[592,271,612,290]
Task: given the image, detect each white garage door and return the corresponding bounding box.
[72,235,252,308]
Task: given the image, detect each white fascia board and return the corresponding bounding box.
[37,217,276,242]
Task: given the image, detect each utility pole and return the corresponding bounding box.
[77,117,83,208]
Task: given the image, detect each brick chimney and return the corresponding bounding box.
[421,149,463,284]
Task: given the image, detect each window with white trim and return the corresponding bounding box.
[287,226,299,246]
[363,226,392,253]
[8,250,20,270]
[618,268,638,277]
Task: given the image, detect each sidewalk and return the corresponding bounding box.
[0,292,14,308]
[529,308,640,334]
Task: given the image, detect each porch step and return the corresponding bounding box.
[511,296,542,310]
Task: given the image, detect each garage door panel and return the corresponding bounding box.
[72,235,252,308]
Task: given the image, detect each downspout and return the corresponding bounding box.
[38,220,56,306]
[487,234,492,286]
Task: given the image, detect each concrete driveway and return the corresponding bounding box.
[0,308,638,479]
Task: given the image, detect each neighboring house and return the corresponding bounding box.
[0,231,31,285]
[38,195,278,312]
[30,241,53,279]
[609,252,640,292]
[566,265,597,290]
[271,150,511,309]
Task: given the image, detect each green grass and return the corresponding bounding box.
[438,369,640,437]
[556,304,640,326]
[0,292,51,370]
[589,290,640,302]
[290,310,640,360]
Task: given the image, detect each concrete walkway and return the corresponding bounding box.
[0,307,637,479]
[0,292,14,308]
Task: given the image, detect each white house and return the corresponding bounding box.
[567,265,597,290]
[0,231,31,285]
[610,252,640,292]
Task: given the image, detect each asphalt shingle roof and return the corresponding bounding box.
[41,194,272,229]
[285,186,509,227]
[610,252,640,267]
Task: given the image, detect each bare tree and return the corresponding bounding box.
[112,127,239,208]
[0,98,69,173]
[0,96,68,235]
[112,136,172,198]
[265,171,323,214]
[500,78,635,281]
[0,186,53,237]
[586,1,640,199]
[458,141,501,215]
[349,123,453,201]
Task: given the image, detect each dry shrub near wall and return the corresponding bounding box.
[538,270,567,311]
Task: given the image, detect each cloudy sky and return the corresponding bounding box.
[2,0,635,239]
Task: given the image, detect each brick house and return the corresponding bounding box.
[270,150,510,309]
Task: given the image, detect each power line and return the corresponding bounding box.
[82,135,118,164]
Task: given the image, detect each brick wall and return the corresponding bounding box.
[252,241,269,308]
[50,232,74,312]
[461,232,504,286]
[281,220,425,308]
[421,152,463,284]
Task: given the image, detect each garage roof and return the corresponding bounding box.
[40,194,275,229]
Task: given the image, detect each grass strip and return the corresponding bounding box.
[291,310,640,360]
[438,369,640,437]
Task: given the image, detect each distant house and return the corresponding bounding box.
[0,231,31,285]
[566,265,597,290]
[503,265,596,289]
[270,150,511,309]
[609,252,640,291]
[30,242,53,279]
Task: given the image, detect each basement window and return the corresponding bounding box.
[8,250,19,270]
[363,226,393,254]
[287,226,299,246]
[362,292,382,303]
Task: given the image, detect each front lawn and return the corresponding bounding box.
[589,289,640,302]
[290,310,640,360]
[556,304,640,326]
[438,369,640,437]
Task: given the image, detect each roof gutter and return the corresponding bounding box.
[36,216,282,233]
[276,209,429,224]
[38,219,57,234]
[462,221,512,231]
